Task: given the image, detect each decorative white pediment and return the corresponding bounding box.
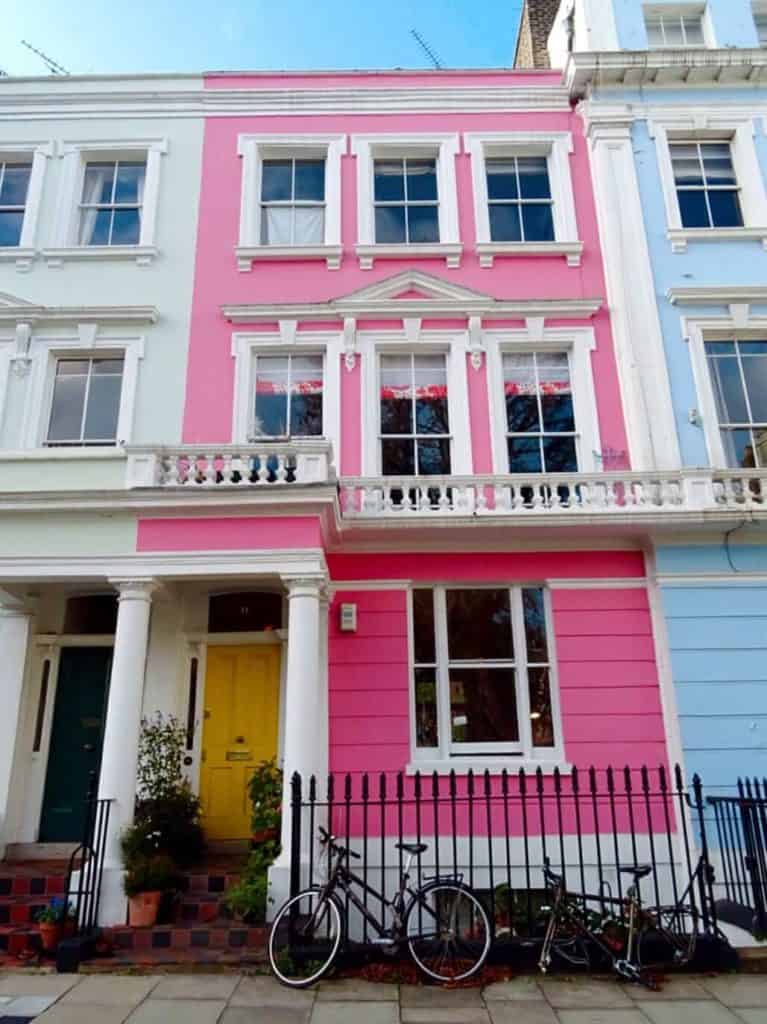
[338,270,493,307]
[0,291,36,309]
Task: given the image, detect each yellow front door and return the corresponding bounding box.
[199,644,280,839]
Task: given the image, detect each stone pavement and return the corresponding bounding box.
[0,971,764,1023]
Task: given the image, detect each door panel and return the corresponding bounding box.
[200,645,280,839]
[39,647,112,843]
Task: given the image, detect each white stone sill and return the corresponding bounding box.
[356,242,462,270]
[236,244,342,270]
[0,247,35,271]
[668,227,767,253]
[406,760,572,776]
[477,241,583,267]
[41,245,157,267]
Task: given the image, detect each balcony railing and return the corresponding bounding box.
[126,441,334,488]
[340,469,767,518]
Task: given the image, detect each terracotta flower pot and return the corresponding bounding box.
[128,890,162,928]
[38,922,62,952]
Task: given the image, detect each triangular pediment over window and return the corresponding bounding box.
[338,270,495,306]
[0,291,36,309]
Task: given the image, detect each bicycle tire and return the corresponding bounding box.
[405,882,491,983]
[268,887,343,988]
[637,904,698,970]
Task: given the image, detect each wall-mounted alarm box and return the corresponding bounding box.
[339,602,357,632]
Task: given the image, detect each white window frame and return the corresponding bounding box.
[351,133,461,270]
[20,332,144,450]
[236,134,345,271]
[643,4,713,49]
[0,142,53,272]
[44,138,167,267]
[755,4,767,47]
[465,132,583,268]
[360,330,472,477]
[45,355,127,447]
[486,328,601,475]
[231,329,341,461]
[407,584,566,770]
[649,115,767,251]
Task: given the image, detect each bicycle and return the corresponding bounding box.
[268,826,492,987]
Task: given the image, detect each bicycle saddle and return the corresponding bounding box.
[395,842,428,855]
[618,864,652,879]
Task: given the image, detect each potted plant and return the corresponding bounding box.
[249,758,283,844]
[123,853,178,927]
[35,898,75,953]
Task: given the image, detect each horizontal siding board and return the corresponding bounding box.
[667,616,767,651]
[554,609,653,637]
[676,681,767,717]
[329,664,410,692]
[331,591,407,613]
[559,687,663,717]
[555,635,656,662]
[670,649,767,683]
[557,660,659,687]
[331,744,411,773]
[662,585,767,618]
[677,748,767,790]
[552,588,649,612]
[656,545,767,574]
[329,690,410,717]
[330,636,408,664]
[330,717,409,746]
[330,611,408,639]
[563,714,665,744]
[680,715,767,751]
[563,741,669,767]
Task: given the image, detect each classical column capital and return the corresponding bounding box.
[283,575,327,601]
[108,578,159,602]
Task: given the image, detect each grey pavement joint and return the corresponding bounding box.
[151,974,240,1001]
[636,999,742,1024]
[310,1001,399,1024]
[700,976,767,1008]
[125,997,228,1023]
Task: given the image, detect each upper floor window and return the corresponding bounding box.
[260,159,325,246]
[46,356,124,446]
[486,157,554,244]
[79,160,146,247]
[379,353,450,476]
[0,161,32,247]
[670,142,743,229]
[645,8,706,47]
[253,354,323,438]
[374,159,439,245]
[756,11,767,46]
[706,340,767,468]
[504,352,578,473]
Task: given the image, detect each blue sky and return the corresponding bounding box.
[1,0,523,77]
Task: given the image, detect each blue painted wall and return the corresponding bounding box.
[612,0,760,50]
[659,546,767,792]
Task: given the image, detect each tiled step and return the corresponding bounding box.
[105,920,267,953]
[0,924,43,957]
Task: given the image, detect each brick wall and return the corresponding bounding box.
[513,0,561,68]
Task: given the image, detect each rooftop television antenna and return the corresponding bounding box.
[410,28,444,69]
[21,40,69,75]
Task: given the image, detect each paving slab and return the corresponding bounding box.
[699,976,767,1009]
[625,978,710,1001]
[636,999,741,1024]
[35,1005,133,1024]
[540,979,633,1009]
[0,975,81,999]
[221,1008,312,1024]
[151,975,239,1001]
[309,1001,399,1024]
[400,985,485,1007]
[230,976,315,1008]
[736,1012,767,1024]
[316,979,398,1001]
[1,995,57,1016]
[487,1002,559,1024]
[126,998,227,1023]
[556,1012,650,1024]
[400,1008,492,1024]
[59,975,160,1007]
[483,977,546,1001]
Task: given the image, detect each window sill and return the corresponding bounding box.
[667,227,767,253]
[42,245,157,268]
[476,241,583,268]
[406,759,572,776]
[356,243,462,270]
[0,247,36,272]
[236,244,343,271]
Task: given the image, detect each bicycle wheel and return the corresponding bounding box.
[268,888,343,987]
[405,883,491,983]
[637,904,699,970]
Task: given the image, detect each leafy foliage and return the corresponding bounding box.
[123,854,179,898]
[136,712,186,802]
[35,897,74,924]
[248,758,283,834]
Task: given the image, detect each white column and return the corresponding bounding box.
[0,605,33,858]
[97,579,155,925]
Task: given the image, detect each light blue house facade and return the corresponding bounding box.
[537,0,767,793]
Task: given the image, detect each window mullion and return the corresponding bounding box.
[735,345,755,425]
[80,360,94,443]
[434,587,452,760]
[511,587,534,757]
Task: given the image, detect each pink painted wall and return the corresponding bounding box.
[136,516,323,551]
[183,72,630,472]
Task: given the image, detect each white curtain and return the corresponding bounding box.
[294,206,324,244]
[78,166,110,245]
[261,205,324,245]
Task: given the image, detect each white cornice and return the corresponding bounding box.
[0,303,159,326]
[222,298,602,323]
[667,286,767,305]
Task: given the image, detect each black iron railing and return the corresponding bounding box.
[65,771,112,936]
[708,778,767,937]
[288,764,718,949]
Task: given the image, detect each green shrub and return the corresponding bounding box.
[123,854,179,898]
[248,759,283,835]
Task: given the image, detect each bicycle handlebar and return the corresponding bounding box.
[318,825,360,860]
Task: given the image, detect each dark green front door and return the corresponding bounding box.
[39,647,112,843]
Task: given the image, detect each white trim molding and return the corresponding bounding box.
[44,136,168,266]
[465,131,583,268]
[0,141,53,271]
[235,133,345,271]
[350,133,461,269]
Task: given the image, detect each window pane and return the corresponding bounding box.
[504,353,540,432]
[293,206,324,244]
[375,205,407,243]
[528,667,555,747]
[415,668,439,748]
[0,211,23,246]
[542,435,578,472]
[414,355,448,434]
[517,157,551,199]
[57,359,91,376]
[522,587,549,662]
[82,163,115,204]
[708,354,749,423]
[663,18,684,45]
[683,16,704,44]
[374,161,405,202]
[290,355,324,436]
[83,371,122,441]
[92,358,125,375]
[678,190,710,228]
[521,203,555,242]
[508,436,542,473]
[646,19,663,45]
[449,668,519,743]
[261,206,292,245]
[413,589,436,664]
[446,588,513,661]
[539,354,574,431]
[708,190,743,228]
[254,356,289,435]
[721,427,756,468]
[48,371,87,442]
[671,145,704,187]
[294,160,325,201]
[380,356,413,434]
[114,163,145,203]
[489,204,522,242]
[111,208,141,245]
[80,209,112,246]
[701,145,737,187]
[407,205,440,243]
[406,159,438,201]
[486,159,518,200]
[755,428,767,466]
[0,164,31,206]
[381,438,415,475]
[416,437,451,475]
[261,160,292,202]
[742,353,767,422]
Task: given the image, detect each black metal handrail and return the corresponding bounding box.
[708,778,767,936]
[64,771,112,936]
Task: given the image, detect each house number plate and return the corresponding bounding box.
[226,750,252,761]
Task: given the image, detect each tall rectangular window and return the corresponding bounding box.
[486,156,554,243]
[670,142,743,229]
[260,158,325,245]
[706,339,767,468]
[503,352,578,473]
[373,158,439,244]
[411,585,558,759]
[645,10,705,47]
[379,353,450,476]
[253,354,323,437]
[756,13,767,46]
[0,161,32,247]
[79,160,145,246]
[46,357,124,446]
